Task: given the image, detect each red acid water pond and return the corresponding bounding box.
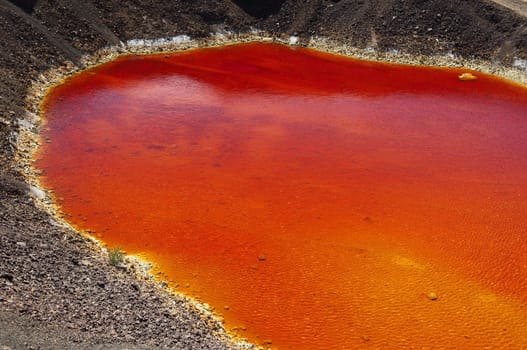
[37,42,527,349]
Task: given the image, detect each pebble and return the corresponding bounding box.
[458,72,478,81]
[0,273,14,282]
[427,292,439,301]
[79,259,91,266]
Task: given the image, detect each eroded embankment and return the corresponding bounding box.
[12,32,527,349]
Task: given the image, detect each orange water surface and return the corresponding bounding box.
[37,43,527,349]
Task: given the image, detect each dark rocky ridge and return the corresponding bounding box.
[7,0,37,13]
[0,1,526,349]
[231,0,287,18]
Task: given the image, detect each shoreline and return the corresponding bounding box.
[14,32,527,349]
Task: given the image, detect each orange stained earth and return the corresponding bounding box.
[36,43,527,349]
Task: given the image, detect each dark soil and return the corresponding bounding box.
[0,0,526,349]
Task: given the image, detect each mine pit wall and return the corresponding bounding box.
[0,0,527,348]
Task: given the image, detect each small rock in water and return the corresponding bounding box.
[458,72,477,81]
[427,292,439,301]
